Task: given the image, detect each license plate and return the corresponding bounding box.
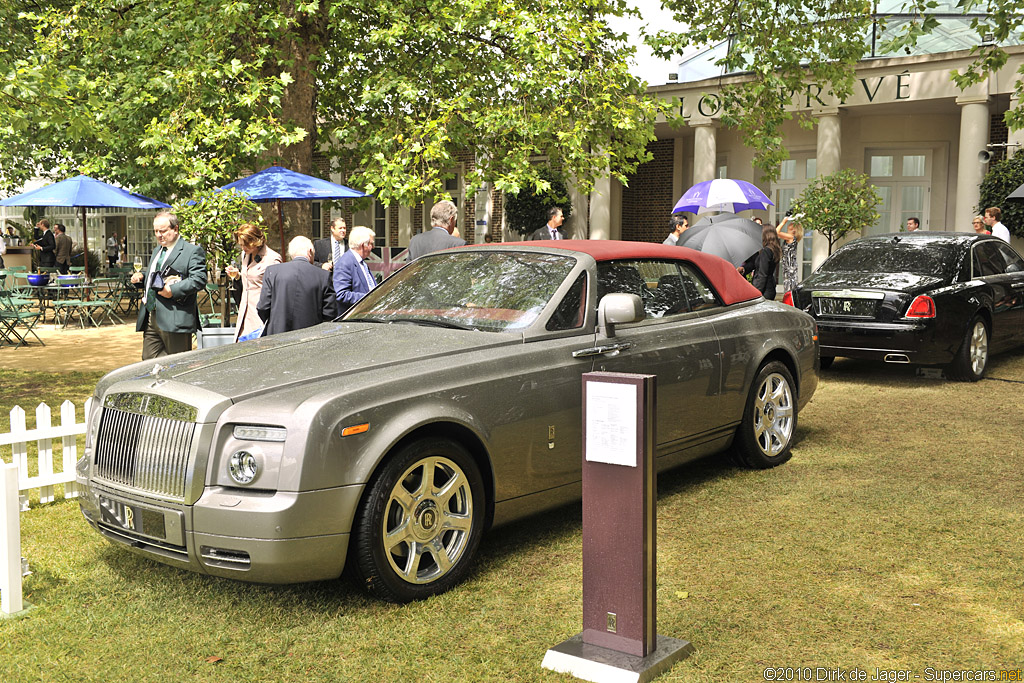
[815,297,876,317]
[99,496,166,539]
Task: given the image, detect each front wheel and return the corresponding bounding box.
[947,316,989,382]
[733,361,797,469]
[350,437,485,603]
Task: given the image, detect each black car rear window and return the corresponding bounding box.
[820,240,959,279]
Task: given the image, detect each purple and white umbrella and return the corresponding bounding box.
[672,178,773,214]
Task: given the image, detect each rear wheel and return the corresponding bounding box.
[350,438,485,603]
[733,361,797,469]
[947,316,989,382]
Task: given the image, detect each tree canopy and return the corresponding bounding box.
[1,0,662,210]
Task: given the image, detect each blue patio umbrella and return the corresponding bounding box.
[218,165,366,253]
[0,174,170,280]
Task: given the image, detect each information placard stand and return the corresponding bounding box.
[542,372,693,683]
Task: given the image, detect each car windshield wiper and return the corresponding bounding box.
[393,318,474,331]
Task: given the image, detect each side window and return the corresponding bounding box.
[547,272,587,331]
[973,242,1006,277]
[597,260,718,319]
[679,264,720,311]
[994,243,1024,274]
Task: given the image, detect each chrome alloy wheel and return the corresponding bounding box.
[752,372,795,457]
[382,456,474,584]
[968,320,989,376]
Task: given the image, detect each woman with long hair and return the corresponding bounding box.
[776,214,804,293]
[738,223,782,300]
[226,223,282,341]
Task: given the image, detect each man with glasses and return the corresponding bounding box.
[130,211,207,359]
[333,226,378,313]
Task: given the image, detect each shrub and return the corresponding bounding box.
[503,168,574,237]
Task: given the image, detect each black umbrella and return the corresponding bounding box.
[1007,181,1024,201]
[676,212,763,267]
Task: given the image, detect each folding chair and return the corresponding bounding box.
[0,288,45,347]
[51,277,91,328]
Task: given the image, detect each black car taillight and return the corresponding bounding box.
[782,291,794,306]
[905,295,936,318]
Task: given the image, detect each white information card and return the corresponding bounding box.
[584,381,637,467]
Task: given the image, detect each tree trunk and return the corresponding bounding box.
[264,1,325,253]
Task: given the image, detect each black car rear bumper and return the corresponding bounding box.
[816,318,954,364]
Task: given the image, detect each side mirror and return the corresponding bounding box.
[598,293,644,337]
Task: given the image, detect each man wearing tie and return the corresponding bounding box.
[333,226,378,313]
[313,217,348,271]
[528,207,566,240]
[130,211,207,359]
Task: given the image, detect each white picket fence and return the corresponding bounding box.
[0,399,90,615]
[0,399,90,504]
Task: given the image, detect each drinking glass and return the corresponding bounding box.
[133,256,143,273]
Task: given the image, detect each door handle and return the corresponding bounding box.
[572,342,634,358]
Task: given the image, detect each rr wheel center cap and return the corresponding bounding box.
[763,402,776,425]
[414,500,440,539]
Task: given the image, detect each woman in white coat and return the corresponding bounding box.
[226,223,281,341]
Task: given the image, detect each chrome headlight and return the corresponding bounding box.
[227,450,260,485]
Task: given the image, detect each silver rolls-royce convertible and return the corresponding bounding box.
[78,241,819,602]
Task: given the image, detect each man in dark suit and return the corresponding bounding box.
[258,236,338,335]
[313,217,348,271]
[33,219,57,267]
[408,199,466,260]
[130,210,207,359]
[333,225,378,312]
[53,224,73,274]
[527,206,566,240]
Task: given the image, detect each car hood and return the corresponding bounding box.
[801,270,945,293]
[96,322,523,402]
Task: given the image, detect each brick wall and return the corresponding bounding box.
[621,140,675,243]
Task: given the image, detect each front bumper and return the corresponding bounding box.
[815,318,954,365]
[79,481,365,584]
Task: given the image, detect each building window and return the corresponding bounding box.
[374,201,387,239]
[867,150,931,235]
[311,202,323,239]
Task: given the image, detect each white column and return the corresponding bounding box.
[691,117,717,185]
[398,206,412,247]
[812,107,842,268]
[956,95,990,232]
[589,177,612,241]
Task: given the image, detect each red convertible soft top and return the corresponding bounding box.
[502,240,762,306]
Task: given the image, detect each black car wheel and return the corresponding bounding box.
[351,437,485,603]
[733,361,797,469]
[947,316,989,382]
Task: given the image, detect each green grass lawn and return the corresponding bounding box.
[1,353,1023,682]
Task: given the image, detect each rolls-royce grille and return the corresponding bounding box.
[94,402,197,500]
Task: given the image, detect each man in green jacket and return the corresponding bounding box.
[131,211,207,359]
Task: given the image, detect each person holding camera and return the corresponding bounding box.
[130,210,207,359]
[776,210,805,293]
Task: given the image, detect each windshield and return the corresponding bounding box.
[347,250,578,332]
[820,239,959,280]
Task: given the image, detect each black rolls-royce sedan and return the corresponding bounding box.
[787,232,1024,380]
